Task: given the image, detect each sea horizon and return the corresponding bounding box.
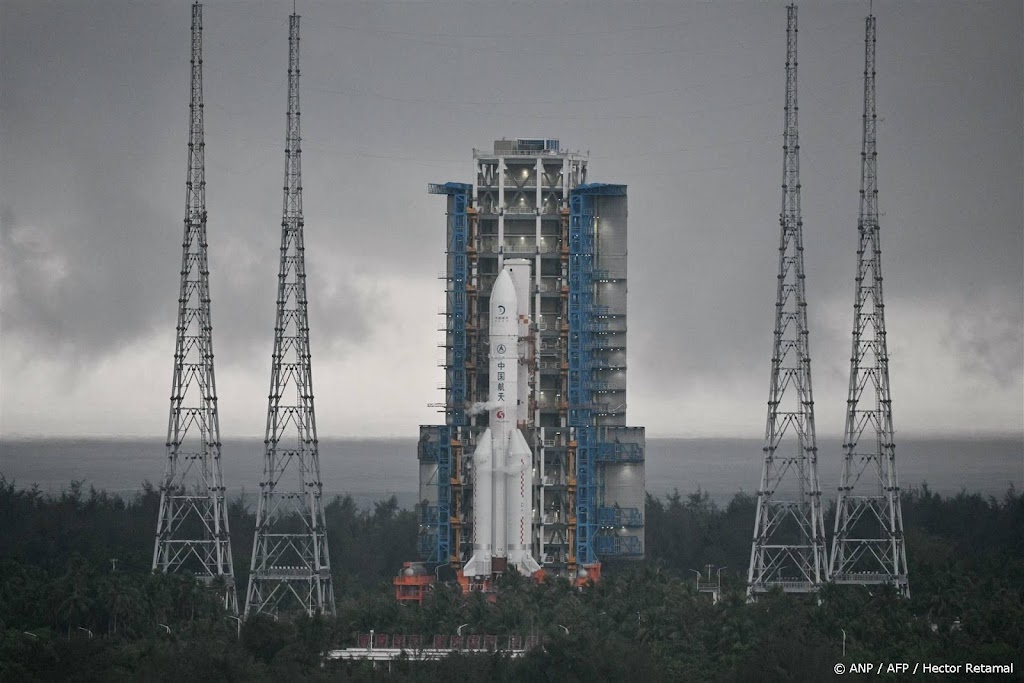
[2,434,1021,511]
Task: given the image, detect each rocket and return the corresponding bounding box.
[463,265,541,578]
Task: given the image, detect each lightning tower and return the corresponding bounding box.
[153,2,237,614]
[245,11,336,617]
[828,13,909,598]
[747,3,827,597]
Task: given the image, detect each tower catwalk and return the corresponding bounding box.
[747,3,827,597]
[245,12,335,617]
[829,14,909,598]
[152,2,237,614]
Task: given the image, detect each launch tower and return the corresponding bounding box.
[747,5,828,597]
[418,139,645,585]
[152,2,237,615]
[828,13,909,598]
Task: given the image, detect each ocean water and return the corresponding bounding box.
[1,436,1021,508]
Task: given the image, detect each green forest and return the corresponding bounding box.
[1,476,1021,681]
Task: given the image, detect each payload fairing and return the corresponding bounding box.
[462,266,542,578]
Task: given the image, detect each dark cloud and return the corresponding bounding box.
[1,0,1021,435]
[1,196,174,360]
[0,1,378,368]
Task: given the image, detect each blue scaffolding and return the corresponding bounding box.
[568,183,625,566]
[427,182,472,565]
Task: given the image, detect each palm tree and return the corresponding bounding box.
[58,588,92,640]
[106,580,140,634]
[57,555,93,639]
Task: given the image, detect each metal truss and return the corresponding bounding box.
[568,190,596,566]
[152,2,237,615]
[245,13,335,618]
[567,183,625,567]
[426,182,472,567]
[748,4,827,597]
[829,14,909,598]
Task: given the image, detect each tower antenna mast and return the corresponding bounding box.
[828,11,909,598]
[747,3,827,598]
[153,1,238,615]
[246,9,336,617]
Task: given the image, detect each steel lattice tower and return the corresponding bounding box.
[153,2,237,615]
[828,14,909,598]
[747,3,827,597]
[245,12,335,618]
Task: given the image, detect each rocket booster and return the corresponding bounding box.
[463,267,541,578]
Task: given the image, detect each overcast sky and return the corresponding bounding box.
[1,0,1021,439]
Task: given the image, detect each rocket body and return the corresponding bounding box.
[463,266,541,578]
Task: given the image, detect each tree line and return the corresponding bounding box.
[1,475,1021,681]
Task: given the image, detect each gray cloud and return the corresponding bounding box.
[1,195,174,361]
[1,0,1021,436]
[943,288,1024,387]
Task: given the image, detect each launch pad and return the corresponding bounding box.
[405,143,646,599]
[394,560,601,604]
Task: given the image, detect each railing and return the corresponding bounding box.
[595,534,642,556]
[595,442,644,463]
[749,580,819,593]
[832,573,905,584]
[421,506,438,526]
[503,179,537,189]
[475,146,579,156]
[596,506,643,528]
[595,337,626,350]
[330,634,544,662]
[535,399,560,412]
[503,240,537,254]
[595,402,627,415]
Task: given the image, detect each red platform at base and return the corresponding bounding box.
[393,562,435,604]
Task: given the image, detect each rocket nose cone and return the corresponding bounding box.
[490,268,517,316]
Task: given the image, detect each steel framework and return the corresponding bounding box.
[152,2,237,614]
[418,148,644,579]
[568,183,627,565]
[828,14,909,598]
[426,183,471,566]
[748,4,827,597]
[568,189,597,566]
[245,12,335,617]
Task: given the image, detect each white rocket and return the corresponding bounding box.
[463,265,541,578]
